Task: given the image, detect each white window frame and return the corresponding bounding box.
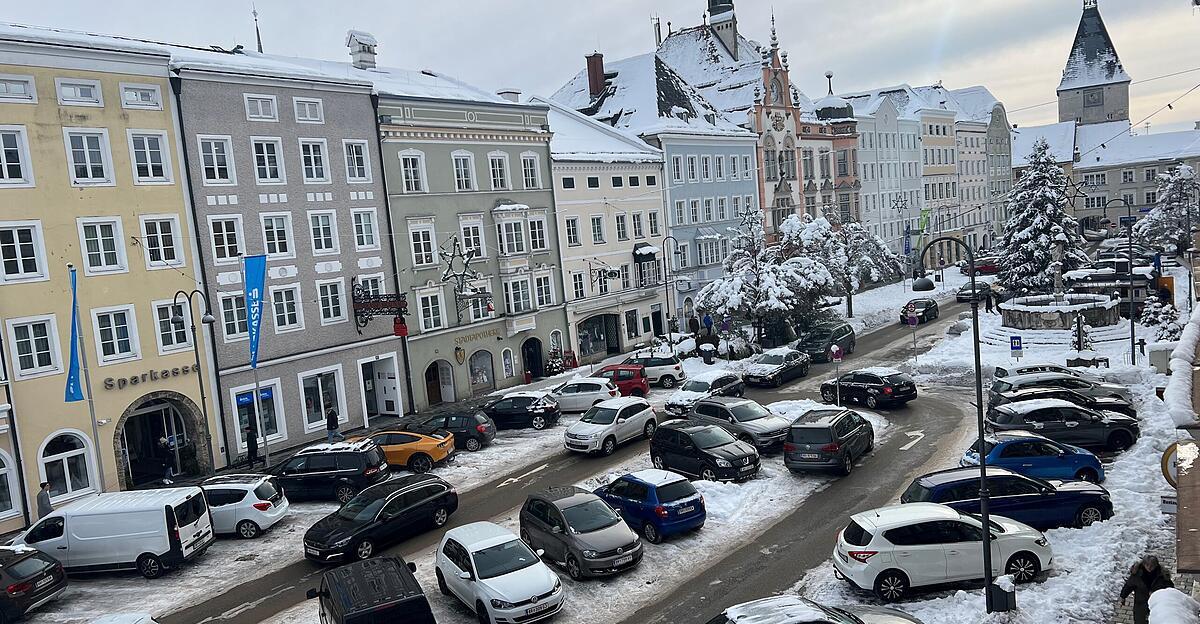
[351,208,380,252]
[357,272,386,297]
[90,304,140,365]
[292,97,324,124]
[398,149,428,193]
[298,363,348,433]
[687,155,698,181]
[197,134,237,186]
[564,217,581,247]
[5,314,62,380]
[76,216,128,276]
[0,449,23,521]
[307,210,340,256]
[418,289,445,332]
[615,213,629,241]
[520,152,541,189]
[37,429,98,504]
[571,273,586,300]
[671,155,683,182]
[528,217,548,251]
[119,82,162,111]
[218,292,248,343]
[125,129,173,184]
[488,151,511,191]
[648,212,660,236]
[316,277,348,325]
[207,214,244,266]
[342,140,373,184]
[715,155,725,181]
[259,212,295,260]
[151,299,191,355]
[504,277,534,315]
[269,283,305,334]
[590,215,606,244]
[0,220,48,284]
[497,220,527,256]
[0,125,34,187]
[535,274,554,307]
[139,214,185,270]
[229,378,287,451]
[0,74,36,104]
[250,136,286,185]
[408,222,436,267]
[452,150,477,192]
[632,212,645,238]
[460,217,487,258]
[55,78,102,107]
[468,279,494,322]
[243,93,279,122]
[298,138,331,184]
[676,242,690,270]
[701,155,712,181]
[62,128,115,186]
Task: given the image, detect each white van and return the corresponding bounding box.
[12,487,214,579]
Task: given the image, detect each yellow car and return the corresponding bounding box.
[359,430,454,473]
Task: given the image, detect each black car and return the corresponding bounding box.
[783,408,874,476]
[305,556,436,624]
[900,298,939,324]
[304,474,458,563]
[649,422,759,482]
[820,368,917,409]
[742,348,811,387]
[956,282,991,302]
[0,546,66,621]
[986,398,1140,451]
[271,439,389,504]
[477,391,561,430]
[403,412,496,452]
[990,387,1137,419]
[793,322,856,363]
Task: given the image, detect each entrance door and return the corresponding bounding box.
[120,399,190,486]
[424,363,443,406]
[437,360,456,404]
[361,361,379,417]
[651,304,664,336]
[522,338,544,379]
[361,357,401,421]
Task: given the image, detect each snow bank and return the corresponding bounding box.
[1149,588,1200,624]
[1164,304,1200,427]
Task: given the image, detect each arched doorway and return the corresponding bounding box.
[113,391,211,490]
[576,314,620,364]
[684,297,695,318]
[522,338,545,379]
[424,360,455,406]
[469,350,495,396]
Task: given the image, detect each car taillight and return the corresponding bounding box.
[610,390,619,396]
[783,442,797,453]
[848,550,878,563]
[364,466,380,476]
[6,581,31,596]
[883,386,893,395]
[820,442,840,453]
[173,528,180,543]
[253,502,273,512]
[654,506,669,519]
[674,365,681,371]
[476,424,488,433]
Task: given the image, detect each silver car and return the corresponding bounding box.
[519,487,642,580]
[989,371,1131,407]
[687,397,792,450]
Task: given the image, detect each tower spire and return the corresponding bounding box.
[252,4,263,53]
[770,10,778,49]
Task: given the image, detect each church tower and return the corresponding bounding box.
[1057,0,1131,125]
[708,0,738,60]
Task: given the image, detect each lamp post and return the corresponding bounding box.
[1101,197,1138,364]
[172,289,216,476]
[662,235,681,348]
[913,236,996,613]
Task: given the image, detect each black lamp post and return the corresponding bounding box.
[172,289,217,475]
[662,235,682,345]
[1101,197,1138,364]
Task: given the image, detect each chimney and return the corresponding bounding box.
[346,30,377,70]
[1194,121,1200,130]
[653,16,662,46]
[496,88,521,103]
[586,52,606,99]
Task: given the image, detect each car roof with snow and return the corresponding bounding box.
[562,376,613,386]
[791,408,852,427]
[689,369,737,383]
[1000,371,1087,385]
[853,367,906,377]
[993,398,1082,414]
[852,502,963,530]
[534,486,600,509]
[916,465,1020,486]
[445,521,520,550]
[625,469,687,487]
[296,438,377,455]
[594,397,649,410]
[761,347,798,357]
[717,595,831,623]
[503,390,552,400]
[201,473,270,486]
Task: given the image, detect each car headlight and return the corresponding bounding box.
[1100,494,1111,501]
[552,578,562,593]
[582,549,598,559]
[332,537,351,548]
[1035,536,1049,548]
[715,458,732,468]
[491,598,517,609]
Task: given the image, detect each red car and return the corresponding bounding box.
[594,364,651,397]
[961,256,1000,275]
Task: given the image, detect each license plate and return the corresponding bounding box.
[34,575,53,589]
[525,602,554,616]
[305,547,319,556]
[679,505,695,514]
[614,554,634,566]
[800,453,820,459]
[739,464,755,472]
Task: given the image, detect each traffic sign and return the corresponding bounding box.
[830,344,843,362]
[904,235,912,255]
[1119,216,1137,227]
[906,314,919,327]
[1010,335,1023,359]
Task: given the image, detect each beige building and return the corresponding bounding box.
[920,109,962,262]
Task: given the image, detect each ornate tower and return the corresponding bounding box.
[1057,0,1131,125]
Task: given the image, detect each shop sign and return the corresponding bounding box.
[103,364,200,390]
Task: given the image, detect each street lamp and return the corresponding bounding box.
[1101,197,1138,364]
[172,289,216,476]
[913,236,997,613]
[662,235,682,347]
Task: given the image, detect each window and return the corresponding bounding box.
[1121,170,1135,184]
[453,151,476,191]
[674,200,686,225]
[409,224,435,266]
[199,135,235,185]
[400,150,426,193]
[529,218,547,251]
[611,176,624,188]
[715,155,725,180]
[687,156,698,181]
[535,275,554,307]
[591,216,605,244]
[521,154,540,188]
[120,83,161,110]
[308,211,338,255]
[141,216,182,268]
[703,199,714,221]
[648,212,660,236]
[742,155,752,179]
[352,209,378,251]
[1144,168,1158,182]
[244,94,278,121]
[261,214,292,258]
[621,265,631,289]
[209,217,241,263]
[0,222,46,283]
[271,286,302,332]
[92,306,138,363]
[505,279,533,314]
[690,200,700,223]
[234,382,281,444]
[587,176,600,189]
[632,213,645,238]
[1146,190,1158,206]
[671,156,683,182]
[468,282,492,321]
[502,349,515,378]
[317,280,346,324]
[41,434,93,500]
[629,175,640,187]
[343,140,371,182]
[63,129,112,185]
[489,152,510,190]
[562,176,576,189]
[293,97,324,123]
[616,214,629,240]
[676,243,689,269]
[252,138,284,184]
[220,294,248,340]
[78,218,125,274]
[127,131,171,183]
[0,126,32,186]
[0,75,35,103]
[728,154,739,180]
[498,221,527,255]
[698,240,721,266]
[1083,172,1106,188]
[301,368,343,429]
[1084,195,1107,210]
[701,155,712,181]
[420,292,443,331]
[8,316,59,376]
[151,301,190,355]
[358,275,384,296]
[56,78,102,106]
[572,273,585,299]
[299,139,328,183]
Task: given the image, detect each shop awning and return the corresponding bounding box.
[696,227,721,240]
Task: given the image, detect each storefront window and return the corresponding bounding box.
[302,370,341,427]
[470,350,495,395]
[236,387,279,440]
[41,433,92,499]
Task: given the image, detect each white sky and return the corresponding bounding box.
[7,0,1200,133]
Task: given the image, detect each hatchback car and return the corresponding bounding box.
[784,408,875,475]
[688,397,791,450]
[900,298,939,324]
[821,368,917,408]
[901,466,1112,529]
[0,546,67,622]
[665,369,745,416]
[435,522,564,624]
[403,413,496,452]
[270,439,389,503]
[793,322,856,363]
[989,372,1131,405]
[956,282,991,302]
[650,422,759,482]
[986,398,1140,451]
[742,348,811,387]
[304,474,458,563]
[961,430,1105,483]
[564,397,657,456]
[989,386,1135,419]
[993,362,1104,381]
[704,595,923,624]
[595,364,651,397]
[477,391,561,430]
[593,469,705,544]
[359,430,454,473]
[550,377,620,413]
[833,503,1052,602]
[960,257,999,276]
[623,352,687,388]
[519,487,642,580]
[201,473,290,539]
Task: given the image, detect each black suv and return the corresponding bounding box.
[477,391,561,430]
[989,387,1137,419]
[304,474,458,563]
[403,413,496,452]
[956,282,991,302]
[742,348,811,387]
[901,298,939,324]
[820,368,917,408]
[271,439,389,503]
[0,546,66,621]
[793,322,856,363]
[305,556,436,624]
[986,398,1140,451]
[649,422,759,482]
[783,408,874,475]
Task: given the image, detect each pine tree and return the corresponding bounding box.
[1139,295,1170,327]
[1132,165,1199,255]
[997,139,1089,295]
[1140,295,1184,341]
[841,221,905,286]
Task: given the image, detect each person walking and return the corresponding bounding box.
[1121,554,1174,624]
[984,288,995,314]
[36,482,53,519]
[325,402,344,443]
[244,424,260,468]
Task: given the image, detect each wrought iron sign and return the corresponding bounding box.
[351,279,408,335]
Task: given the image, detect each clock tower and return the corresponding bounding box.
[1057,0,1130,125]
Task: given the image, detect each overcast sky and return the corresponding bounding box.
[8,0,1200,133]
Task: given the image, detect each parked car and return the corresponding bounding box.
[833,503,1052,602]
[986,398,1140,451]
[594,364,651,397]
[961,430,1105,482]
[989,372,1132,405]
[993,362,1104,382]
[359,430,454,473]
[900,298,940,324]
[665,369,745,416]
[989,386,1135,419]
[435,522,564,624]
[270,439,389,504]
[0,545,67,621]
[304,556,435,624]
[901,466,1112,529]
[650,422,759,482]
[550,377,620,413]
[687,397,791,450]
[960,257,999,276]
[304,474,457,563]
[201,473,290,539]
[784,408,875,476]
[623,352,687,388]
[13,487,215,579]
[564,397,657,456]
[793,322,856,363]
[820,368,917,409]
[403,412,496,452]
[593,469,705,544]
[955,282,992,302]
[519,487,642,580]
[704,595,924,624]
[477,391,561,430]
[742,347,811,387]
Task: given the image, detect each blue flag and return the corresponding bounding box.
[64,267,84,402]
[243,254,267,369]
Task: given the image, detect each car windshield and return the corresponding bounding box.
[691,427,736,449]
[991,380,1012,394]
[681,379,711,392]
[581,406,619,425]
[803,329,833,342]
[656,480,698,503]
[968,440,997,455]
[562,499,621,533]
[336,493,387,522]
[472,539,540,579]
[960,511,1006,533]
[901,481,933,503]
[758,354,786,365]
[729,402,771,422]
[883,374,912,385]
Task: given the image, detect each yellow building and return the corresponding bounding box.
[0,26,222,532]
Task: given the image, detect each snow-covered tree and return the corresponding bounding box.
[1132,165,1199,255]
[996,139,1089,295]
[842,221,905,286]
[778,215,903,319]
[1072,320,1094,352]
[1140,295,1184,342]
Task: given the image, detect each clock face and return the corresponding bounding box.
[772,114,785,132]
[770,80,782,104]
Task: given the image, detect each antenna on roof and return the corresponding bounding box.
[653,15,662,46]
[252,3,263,53]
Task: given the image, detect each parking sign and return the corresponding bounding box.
[1010,335,1023,359]
[831,344,843,362]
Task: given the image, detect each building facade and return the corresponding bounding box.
[843,94,923,255]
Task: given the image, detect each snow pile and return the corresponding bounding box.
[1164,304,1200,427]
[1149,588,1200,624]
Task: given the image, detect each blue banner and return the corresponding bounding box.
[64,267,84,402]
[243,254,267,369]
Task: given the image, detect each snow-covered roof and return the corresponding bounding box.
[720,596,826,623]
[838,84,930,121]
[1074,120,1200,171]
[1057,2,1131,92]
[911,84,1003,125]
[344,30,376,47]
[530,96,661,164]
[634,245,661,255]
[1012,121,1077,167]
[0,21,171,58]
[627,468,687,487]
[494,203,532,212]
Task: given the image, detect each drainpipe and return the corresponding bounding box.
[0,332,32,529]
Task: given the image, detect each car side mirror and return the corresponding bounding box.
[550,525,563,534]
[536,548,546,557]
[617,418,627,424]
[407,562,417,573]
[305,588,323,600]
[458,571,472,581]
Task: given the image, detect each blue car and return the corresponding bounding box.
[961,430,1105,483]
[593,469,705,543]
[901,466,1113,529]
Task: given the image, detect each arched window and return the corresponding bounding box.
[0,451,19,520]
[41,432,93,499]
[763,136,778,181]
[502,349,515,378]
[549,330,564,353]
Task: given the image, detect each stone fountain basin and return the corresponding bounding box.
[998,294,1120,330]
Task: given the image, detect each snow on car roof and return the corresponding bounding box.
[565,377,612,386]
[690,368,735,382]
[852,502,962,529]
[721,595,827,623]
[627,469,686,487]
[761,347,797,356]
[996,398,1081,413]
[445,521,520,550]
[596,396,648,409]
[855,367,905,377]
[505,390,552,399]
[297,438,376,454]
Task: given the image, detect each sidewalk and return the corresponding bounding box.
[1109,516,1200,623]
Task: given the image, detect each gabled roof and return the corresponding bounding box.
[1058,1,1131,92]
[912,84,1003,124]
[1011,121,1077,167]
[1074,120,1200,170]
[837,84,930,121]
[530,96,662,164]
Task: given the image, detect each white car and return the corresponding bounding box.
[832,502,1052,602]
[200,474,290,539]
[564,397,658,456]
[435,522,564,624]
[623,352,687,388]
[993,362,1104,382]
[551,377,620,413]
[664,369,744,416]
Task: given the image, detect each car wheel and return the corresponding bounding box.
[873,570,908,602]
[1005,552,1041,583]
[408,453,434,474]
[642,522,662,544]
[476,601,492,624]
[631,388,645,397]
[643,420,657,439]
[431,506,450,528]
[566,555,584,581]
[661,376,676,389]
[866,395,878,409]
[1076,505,1106,528]
[465,437,483,452]
[1107,430,1134,452]
[821,388,836,403]
[839,453,854,476]
[700,467,718,482]
[848,340,856,354]
[334,484,357,504]
[354,539,375,560]
[236,519,261,539]
[800,364,810,377]
[652,454,666,469]
[736,387,745,397]
[601,437,617,457]
[436,568,451,596]
[865,434,875,453]
[531,415,548,430]
[1075,467,1100,483]
[137,553,164,579]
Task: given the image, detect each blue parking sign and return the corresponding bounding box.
[1010,335,1023,358]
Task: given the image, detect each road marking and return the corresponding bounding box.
[497,463,549,488]
[900,430,926,451]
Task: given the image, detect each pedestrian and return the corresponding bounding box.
[1121,554,1174,624]
[325,402,344,443]
[244,424,259,468]
[36,482,52,519]
[158,436,174,484]
[984,288,994,314]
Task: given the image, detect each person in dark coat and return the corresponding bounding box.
[244,424,260,468]
[36,482,53,519]
[1120,555,1174,624]
[984,288,995,314]
[325,403,344,443]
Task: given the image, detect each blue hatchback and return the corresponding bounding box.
[593,469,705,543]
[961,430,1105,483]
[901,466,1113,529]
